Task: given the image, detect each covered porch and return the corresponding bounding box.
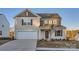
[38,25,66,41]
[38,25,52,41]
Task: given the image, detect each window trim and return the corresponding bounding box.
[0,31,2,35]
[55,30,62,36]
[21,19,32,25]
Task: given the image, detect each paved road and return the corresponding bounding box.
[0,39,37,51]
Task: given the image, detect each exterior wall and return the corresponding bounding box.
[38,29,66,40]
[43,18,53,25]
[38,17,65,41]
[41,31,45,40]
[53,18,61,26]
[38,29,41,40]
[14,11,66,40]
[15,17,40,31]
[15,31,38,40]
[0,21,2,37]
[75,33,79,41]
[42,18,61,26]
[38,30,50,41]
[0,15,9,37]
[14,17,40,39]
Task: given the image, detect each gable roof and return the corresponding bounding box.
[14,9,61,19]
[37,13,61,19]
[14,9,41,18]
[0,14,10,26]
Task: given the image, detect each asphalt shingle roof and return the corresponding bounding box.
[37,13,61,18]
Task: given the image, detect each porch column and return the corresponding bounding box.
[47,31,51,41]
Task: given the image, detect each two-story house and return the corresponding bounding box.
[14,9,66,41]
[0,14,9,38]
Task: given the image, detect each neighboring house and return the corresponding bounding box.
[14,9,66,41]
[75,32,79,41]
[0,14,9,38]
[75,30,79,41]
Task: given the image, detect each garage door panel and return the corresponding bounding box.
[16,31,37,39]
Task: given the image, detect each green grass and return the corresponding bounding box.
[37,40,77,48]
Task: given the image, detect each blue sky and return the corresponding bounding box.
[0,8,79,30]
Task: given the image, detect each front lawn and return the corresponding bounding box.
[37,40,77,48]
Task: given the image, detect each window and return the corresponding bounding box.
[55,30,62,36]
[40,20,43,26]
[49,20,52,24]
[53,19,57,25]
[0,31,2,35]
[22,19,32,25]
[2,25,4,27]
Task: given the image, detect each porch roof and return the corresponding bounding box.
[39,25,51,31]
[53,25,66,29]
[39,25,66,31]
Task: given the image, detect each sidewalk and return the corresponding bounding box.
[36,47,79,51]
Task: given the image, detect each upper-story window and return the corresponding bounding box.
[53,19,58,25]
[49,20,52,24]
[22,19,32,25]
[40,20,43,26]
[44,20,51,24]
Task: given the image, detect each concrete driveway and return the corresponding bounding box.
[0,39,37,51]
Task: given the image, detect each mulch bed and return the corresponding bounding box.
[0,38,14,45]
[37,40,78,48]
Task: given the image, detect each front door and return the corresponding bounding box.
[45,31,49,39]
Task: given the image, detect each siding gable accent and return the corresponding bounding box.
[14,9,41,18]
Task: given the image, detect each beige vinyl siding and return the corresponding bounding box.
[15,17,40,30]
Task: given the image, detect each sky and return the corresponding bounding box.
[0,8,79,30]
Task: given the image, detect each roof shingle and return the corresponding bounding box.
[37,13,61,18]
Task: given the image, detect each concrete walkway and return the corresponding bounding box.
[0,39,37,51]
[36,48,79,51]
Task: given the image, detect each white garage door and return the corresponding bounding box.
[16,31,38,39]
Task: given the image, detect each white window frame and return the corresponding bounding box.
[22,19,32,25]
